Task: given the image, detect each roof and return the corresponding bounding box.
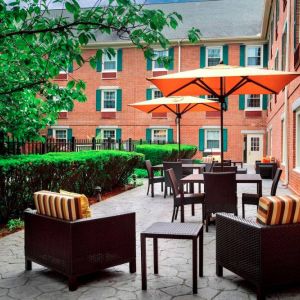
[92,0,265,44]
[49,0,265,45]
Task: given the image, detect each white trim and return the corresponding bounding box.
[293,168,300,174]
[149,125,170,129]
[281,113,285,120]
[101,89,117,112]
[152,89,163,99]
[296,109,300,168]
[102,129,116,139]
[274,48,279,70]
[151,128,168,142]
[99,86,120,89]
[241,130,265,134]
[152,49,168,71]
[245,45,263,68]
[97,125,119,129]
[206,46,223,67]
[244,94,263,111]
[267,124,273,130]
[53,128,68,142]
[204,128,221,152]
[102,52,117,73]
[50,125,70,129]
[202,125,221,129]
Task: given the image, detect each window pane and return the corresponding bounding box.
[55,130,67,143]
[207,48,221,66]
[154,50,168,69]
[103,130,115,139]
[251,137,260,151]
[206,130,220,149]
[103,53,116,70]
[153,129,167,142]
[103,91,116,109]
[247,94,261,108]
[153,90,163,99]
[247,46,261,66]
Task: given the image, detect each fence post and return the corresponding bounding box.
[108,137,112,150]
[92,137,96,150]
[71,136,75,152]
[118,139,122,150]
[128,138,132,152]
[0,131,5,155]
[41,135,46,154]
[139,138,142,145]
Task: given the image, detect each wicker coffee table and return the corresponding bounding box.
[141,222,203,294]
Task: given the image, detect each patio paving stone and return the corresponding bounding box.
[0,165,298,299]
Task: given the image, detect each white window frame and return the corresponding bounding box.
[281,21,287,71]
[101,89,117,112]
[274,48,279,70]
[205,128,221,152]
[53,129,68,142]
[296,109,300,169]
[245,94,263,111]
[245,45,263,68]
[102,129,116,140]
[206,46,223,67]
[281,118,286,165]
[151,128,168,143]
[152,89,163,99]
[153,49,168,71]
[102,52,117,72]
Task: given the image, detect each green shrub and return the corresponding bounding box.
[7,218,24,231]
[135,144,197,166]
[0,150,143,223]
[133,168,160,178]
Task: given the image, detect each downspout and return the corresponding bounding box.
[176,40,182,144]
[283,0,291,186]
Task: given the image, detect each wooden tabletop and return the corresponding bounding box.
[154,163,206,170]
[180,173,262,184]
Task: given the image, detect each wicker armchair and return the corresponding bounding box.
[242,168,282,218]
[212,166,238,173]
[163,162,183,198]
[203,172,237,232]
[145,160,164,197]
[255,161,277,179]
[216,213,300,300]
[24,209,136,291]
[166,168,204,222]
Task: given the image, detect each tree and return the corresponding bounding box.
[0,0,200,140]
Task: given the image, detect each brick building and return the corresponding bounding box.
[264,0,300,194]
[49,0,271,164]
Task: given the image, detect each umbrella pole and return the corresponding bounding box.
[177,114,181,157]
[220,97,224,169]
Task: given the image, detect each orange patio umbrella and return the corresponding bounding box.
[129,96,220,152]
[148,63,300,164]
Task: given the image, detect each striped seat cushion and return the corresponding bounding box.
[203,156,213,163]
[257,195,300,225]
[34,191,85,221]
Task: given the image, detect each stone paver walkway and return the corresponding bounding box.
[0,166,299,299]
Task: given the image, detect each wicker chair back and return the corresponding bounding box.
[271,168,283,196]
[213,166,238,173]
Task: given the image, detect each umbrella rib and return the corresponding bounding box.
[181,103,193,114]
[166,79,198,97]
[224,77,248,97]
[148,105,162,113]
[163,104,177,115]
[244,77,277,94]
[196,79,220,98]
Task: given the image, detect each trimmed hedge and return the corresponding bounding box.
[135,144,197,166]
[0,150,143,223]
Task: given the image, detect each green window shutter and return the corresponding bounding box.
[117,49,123,71]
[239,95,245,110]
[116,128,122,140]
[95,128,101,138]
[167,128,173,143]
[68,62,73,73]
[223,45,229,64]
[116,89,122,111]
[47,128,53,137]
[263,44,269,68]
[262,95,268,110]
[67,128,73,141]
[96,52,102,72]
[146,58,152,71]
[168,47,174,70]
[146,128,151,142]
[146,88,153,100]
[223,97,229,111]
[200,46,206,68]
[240,45,245,66]
[96,89,101,111]
[223,128,228,152]
[199,128,205,151]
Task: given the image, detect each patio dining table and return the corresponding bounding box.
[153,163,206,173]
[178,173,262,222]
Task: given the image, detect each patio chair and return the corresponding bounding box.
[24,209,136,291]
[163,161,183,198]
[242,168,282,218]
[166,168,205,222]
[212,166,238,173]
[203,172,237,232]
[205,160,215,172]
[214,161,231,167]
[145,160,164,197]
[178,158,194,176]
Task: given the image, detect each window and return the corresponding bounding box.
[282,24,287,71]
[207,95,218,101]
[205,129,220,151]
[103,52,117,72]
[245,94,262,110]
[268,128,273,156]
[250,137,260,152]
[270,18,274,58]
[54,129,67,143]
[153,50,168,70]
[274,49,279,70]
[153,89,163,99]
[152,129,167,142]
[296,109,300,168]
[281,118,286,164]
[246,46,263,67]
[103,129,116,140]
[206,47,222,66]
[102,90,116,111]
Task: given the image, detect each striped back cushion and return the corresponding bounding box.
[203,156,213,163]
[34,191,82,221]
[257,195,300,225]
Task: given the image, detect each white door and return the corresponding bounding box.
[247,134,263,164]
